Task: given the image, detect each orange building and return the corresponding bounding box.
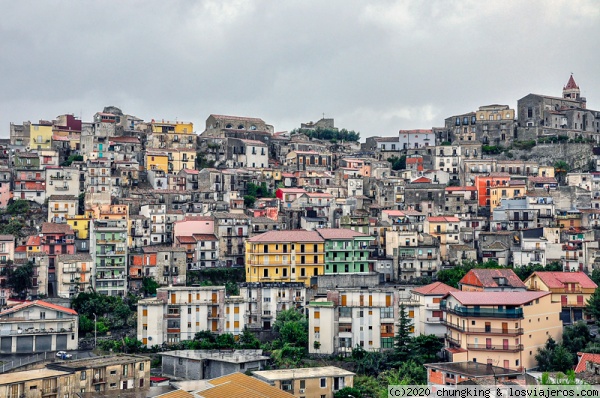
[474,173,510,207]
[129,251,157,291]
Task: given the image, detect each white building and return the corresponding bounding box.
[239,282,306,331]
[45,166,80,198]
[0,300,79,354]
[399,130,435,150]
[140,204,168,244]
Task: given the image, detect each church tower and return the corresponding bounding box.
[563,74,586,109]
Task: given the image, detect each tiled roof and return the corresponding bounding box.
[529,176,558,183]
[411,177,432,183]
[47,195,78,201]
[316,228,371,240]
[176,236,197,244]
[155,390,194,398]
[565,75,579,90]
[428,216,460,222]
[201,372,294,398]
[110,136,141,143]
[412,282,459,296]
[0,300,77,316]
[447,291,549,306]
[304,192,333,198]
[575,352,600,373]
[277,188,306,193]
[192,234,218,241]
[41,223,74,235]
[445,186,477,192]
[56,254,93,262]
[248,230,323,243]
[0,234,14,241]
[459,269,526,289]
[26,236,41,246]
[529,272,597,289]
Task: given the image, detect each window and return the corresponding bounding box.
[320,378,326,388]
[40,312,46,320]
[81,371,86,380]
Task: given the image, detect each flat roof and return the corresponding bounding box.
[160,350,268,363]
[253,366,355,380]
[425,362,522,378]
[47,354,148,371]
[0,368,72,385]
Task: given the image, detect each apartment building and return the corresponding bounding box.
[425,216,460,260]
[45,354,150,395]
[137,286,228,346]
[45,166,80,198]
[214,212,250,267]
[90,219,128,296]
[319,228,374,275]
[253,366,355,398]
[308,288,399,355]
[47,194,78,223]
[0,235,15,306]
[0,300,78,354]
[148,120,195,149]
[55,254,93,299]
[245,230,325,286]
[240,282,306,330]
[441,291,562,370]
[13,167,46,204]
[524,271,597,324]
[141,246,187,286]
[140,204,168,244]
[399,282,459,338]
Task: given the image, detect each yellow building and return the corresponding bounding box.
[25,235,42,255]
[66,211,93,240]
[167,149,196,173]
[146,150,169,172]
[524,271,597,324]
[149,120,195,149]
[30,123,53,149]
[475,105,515,122]
[246,230,325,286]
[253,366,355,398]
[442,291,562,370]
[489,181,526,211]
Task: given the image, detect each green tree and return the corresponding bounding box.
[535,337,574,372]
[334,387,363,398]
[410,334,443,363]
[238,328,260,349]
[141,277,160,296]
[562,322,592,354]
[393,304,413,364]
[585,288,600,326]
[6,199,30,215]
[554,160,570,184]
[62,154,83,166]
[388,155,406,171]
[7,262,34,298]
[354,375,383,398]
[591,269,600,286]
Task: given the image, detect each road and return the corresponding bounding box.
[0,349,96,363]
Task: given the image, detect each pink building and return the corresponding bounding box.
[173,215,215,241]
[0,168,11,208]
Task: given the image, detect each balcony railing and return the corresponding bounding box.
[441,303,523,319]
[467,343,523,352]
[445,333,461,347]
[440,319,523,335]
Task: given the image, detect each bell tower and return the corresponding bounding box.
[563,74,580,100]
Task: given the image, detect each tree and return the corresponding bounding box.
[554,160,570,184]
[585,288,600,326]
[393,304,413,364]
[410,334,443,364]
[535,337,574,372]
[141,277,160,296]
[7,262,34,298]
[238,328,260,349]
[5,199,30,215]
[334,387,363,398]
[388,155,406,171]
[562,322,592,354]
[591,269,600,286]
[272,309,308,349]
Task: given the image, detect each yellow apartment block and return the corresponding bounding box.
[524,271,597,324]
[490,183,525,211]
[442,291,562,370]
[145,151,169,172]
[246,230,325,286]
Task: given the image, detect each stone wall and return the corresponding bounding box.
[496,143,593,171]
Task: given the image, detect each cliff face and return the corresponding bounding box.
[491,143,594,171]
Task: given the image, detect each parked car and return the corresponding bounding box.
[56,351,72,359]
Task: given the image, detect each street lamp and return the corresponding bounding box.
[93,313,97,349]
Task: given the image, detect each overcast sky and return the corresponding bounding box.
[1,0,599,140]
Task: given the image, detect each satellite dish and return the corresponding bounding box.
[148,336,153,341]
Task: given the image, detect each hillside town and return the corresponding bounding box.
[2,76,600,397]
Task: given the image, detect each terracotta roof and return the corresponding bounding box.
[176,236,197,244]
[459,269,526,289]
[445,186,477,192]
[447,291,549,306]
[428,216,460,222]
[529,176,558,183]
[575,352,600,373]
[406,158,423,164]
[412,282,459,296]
[277,188,306,193]
[445,347,468,354]
[202,372,294,398]
[0,234,14,241]
[176,216,214,223]
[41,223,73,235]
[529,272,597,289]
[565,74,579,90]
[180,168,199,174]
[484,241,509,251]
[192,234,218,241]
[411,177,432,183]
[316,228,371,240]
[304,192,333,198]
[248,230,323,243]
[155,390,194,398]
[0,300,77,316]
[110,136,141,144]
[26,236,41,246]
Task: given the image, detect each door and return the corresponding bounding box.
[486,338,492,349]
[504,360,509,369]
[502,322,508,334]
[503,339,509,350]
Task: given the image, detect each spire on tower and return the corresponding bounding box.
[564,74,579,90]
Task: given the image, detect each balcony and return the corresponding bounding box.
[440,319,523,335]
[441,303,523,319]
[445,333,461,347]
[92,377,106,384]
[467,343,523,352]
[42,388,59,396]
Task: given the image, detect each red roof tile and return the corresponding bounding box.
[41,223,73,235]
[176,236,197,244]
[1,300,77,316]
[316,228,371,240]
[529,272,597,289]
[564,75,579,90]
[445,186,477,192]
[575,352,600,373]
[248,230,323,243]
[459,269,526,289]
[447,291,549,306]
[411,177,432,183]
[192,234,218,241]
[412,282,459,296]
[428,216,460,222]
